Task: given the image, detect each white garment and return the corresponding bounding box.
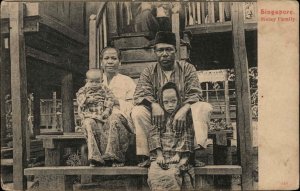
[103,73,136,132]
[191,102,213,148]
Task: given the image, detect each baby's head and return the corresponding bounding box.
[85,69,102,89]
[161,82,180,114]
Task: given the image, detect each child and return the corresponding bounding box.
[148,82,194,169]
[76,69,116,122]
[147,82,195,190]
[77,69,124,166]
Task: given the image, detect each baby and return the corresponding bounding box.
[76,69,116,122]
[149,82,193,169]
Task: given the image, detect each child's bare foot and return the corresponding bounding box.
[156,155,165,165]
[178,156,189,166]
[156,149,165,165]
[169,153,180,164]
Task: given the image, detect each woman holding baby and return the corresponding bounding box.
[76,47,136,167]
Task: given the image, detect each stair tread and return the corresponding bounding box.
[25,165,242,175]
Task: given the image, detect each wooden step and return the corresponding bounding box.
[119,62,156,79]
[24,165,242,176]
[120,48,156,63]
[112,35,150,49]
[1,159,13,166]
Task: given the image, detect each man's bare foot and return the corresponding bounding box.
[169,153,180,164]
[194,159,206,167]
[89,159,104,167]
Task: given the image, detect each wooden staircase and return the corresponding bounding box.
[110,32,191,79]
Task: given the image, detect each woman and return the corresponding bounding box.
[101,47,136,133]
[78,47,136,167]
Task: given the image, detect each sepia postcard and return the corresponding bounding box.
[0,0,298,190]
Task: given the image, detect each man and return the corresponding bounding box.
[132,31,213,167]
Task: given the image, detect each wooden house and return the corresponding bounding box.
[1,1,256,190]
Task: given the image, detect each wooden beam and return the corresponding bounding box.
[9,2,28,190]
[61,72,75,132]
[231,2,253,190]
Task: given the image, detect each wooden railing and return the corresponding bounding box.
[89,2,108,69]
[185,1,257,27]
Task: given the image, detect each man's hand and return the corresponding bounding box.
[173,104,190,133]
[151,102,165,129]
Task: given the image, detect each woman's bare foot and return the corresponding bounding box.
[169,153,180,164]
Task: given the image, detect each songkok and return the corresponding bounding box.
[154,31,176,46]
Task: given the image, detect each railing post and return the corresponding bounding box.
[89,14,97,69]
[208,1,215,23]
[172,12,181,60]
[103,8,107,47]
[219,2,225,22]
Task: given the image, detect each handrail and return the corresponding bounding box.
[95,2,108,27]
[89,2,108,69]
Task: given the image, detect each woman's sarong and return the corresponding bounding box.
[82,113,130,163]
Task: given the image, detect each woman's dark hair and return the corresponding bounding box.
[100,46,121,60]
[159,82,181,105]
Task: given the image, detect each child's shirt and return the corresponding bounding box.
[76,83,115,121]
